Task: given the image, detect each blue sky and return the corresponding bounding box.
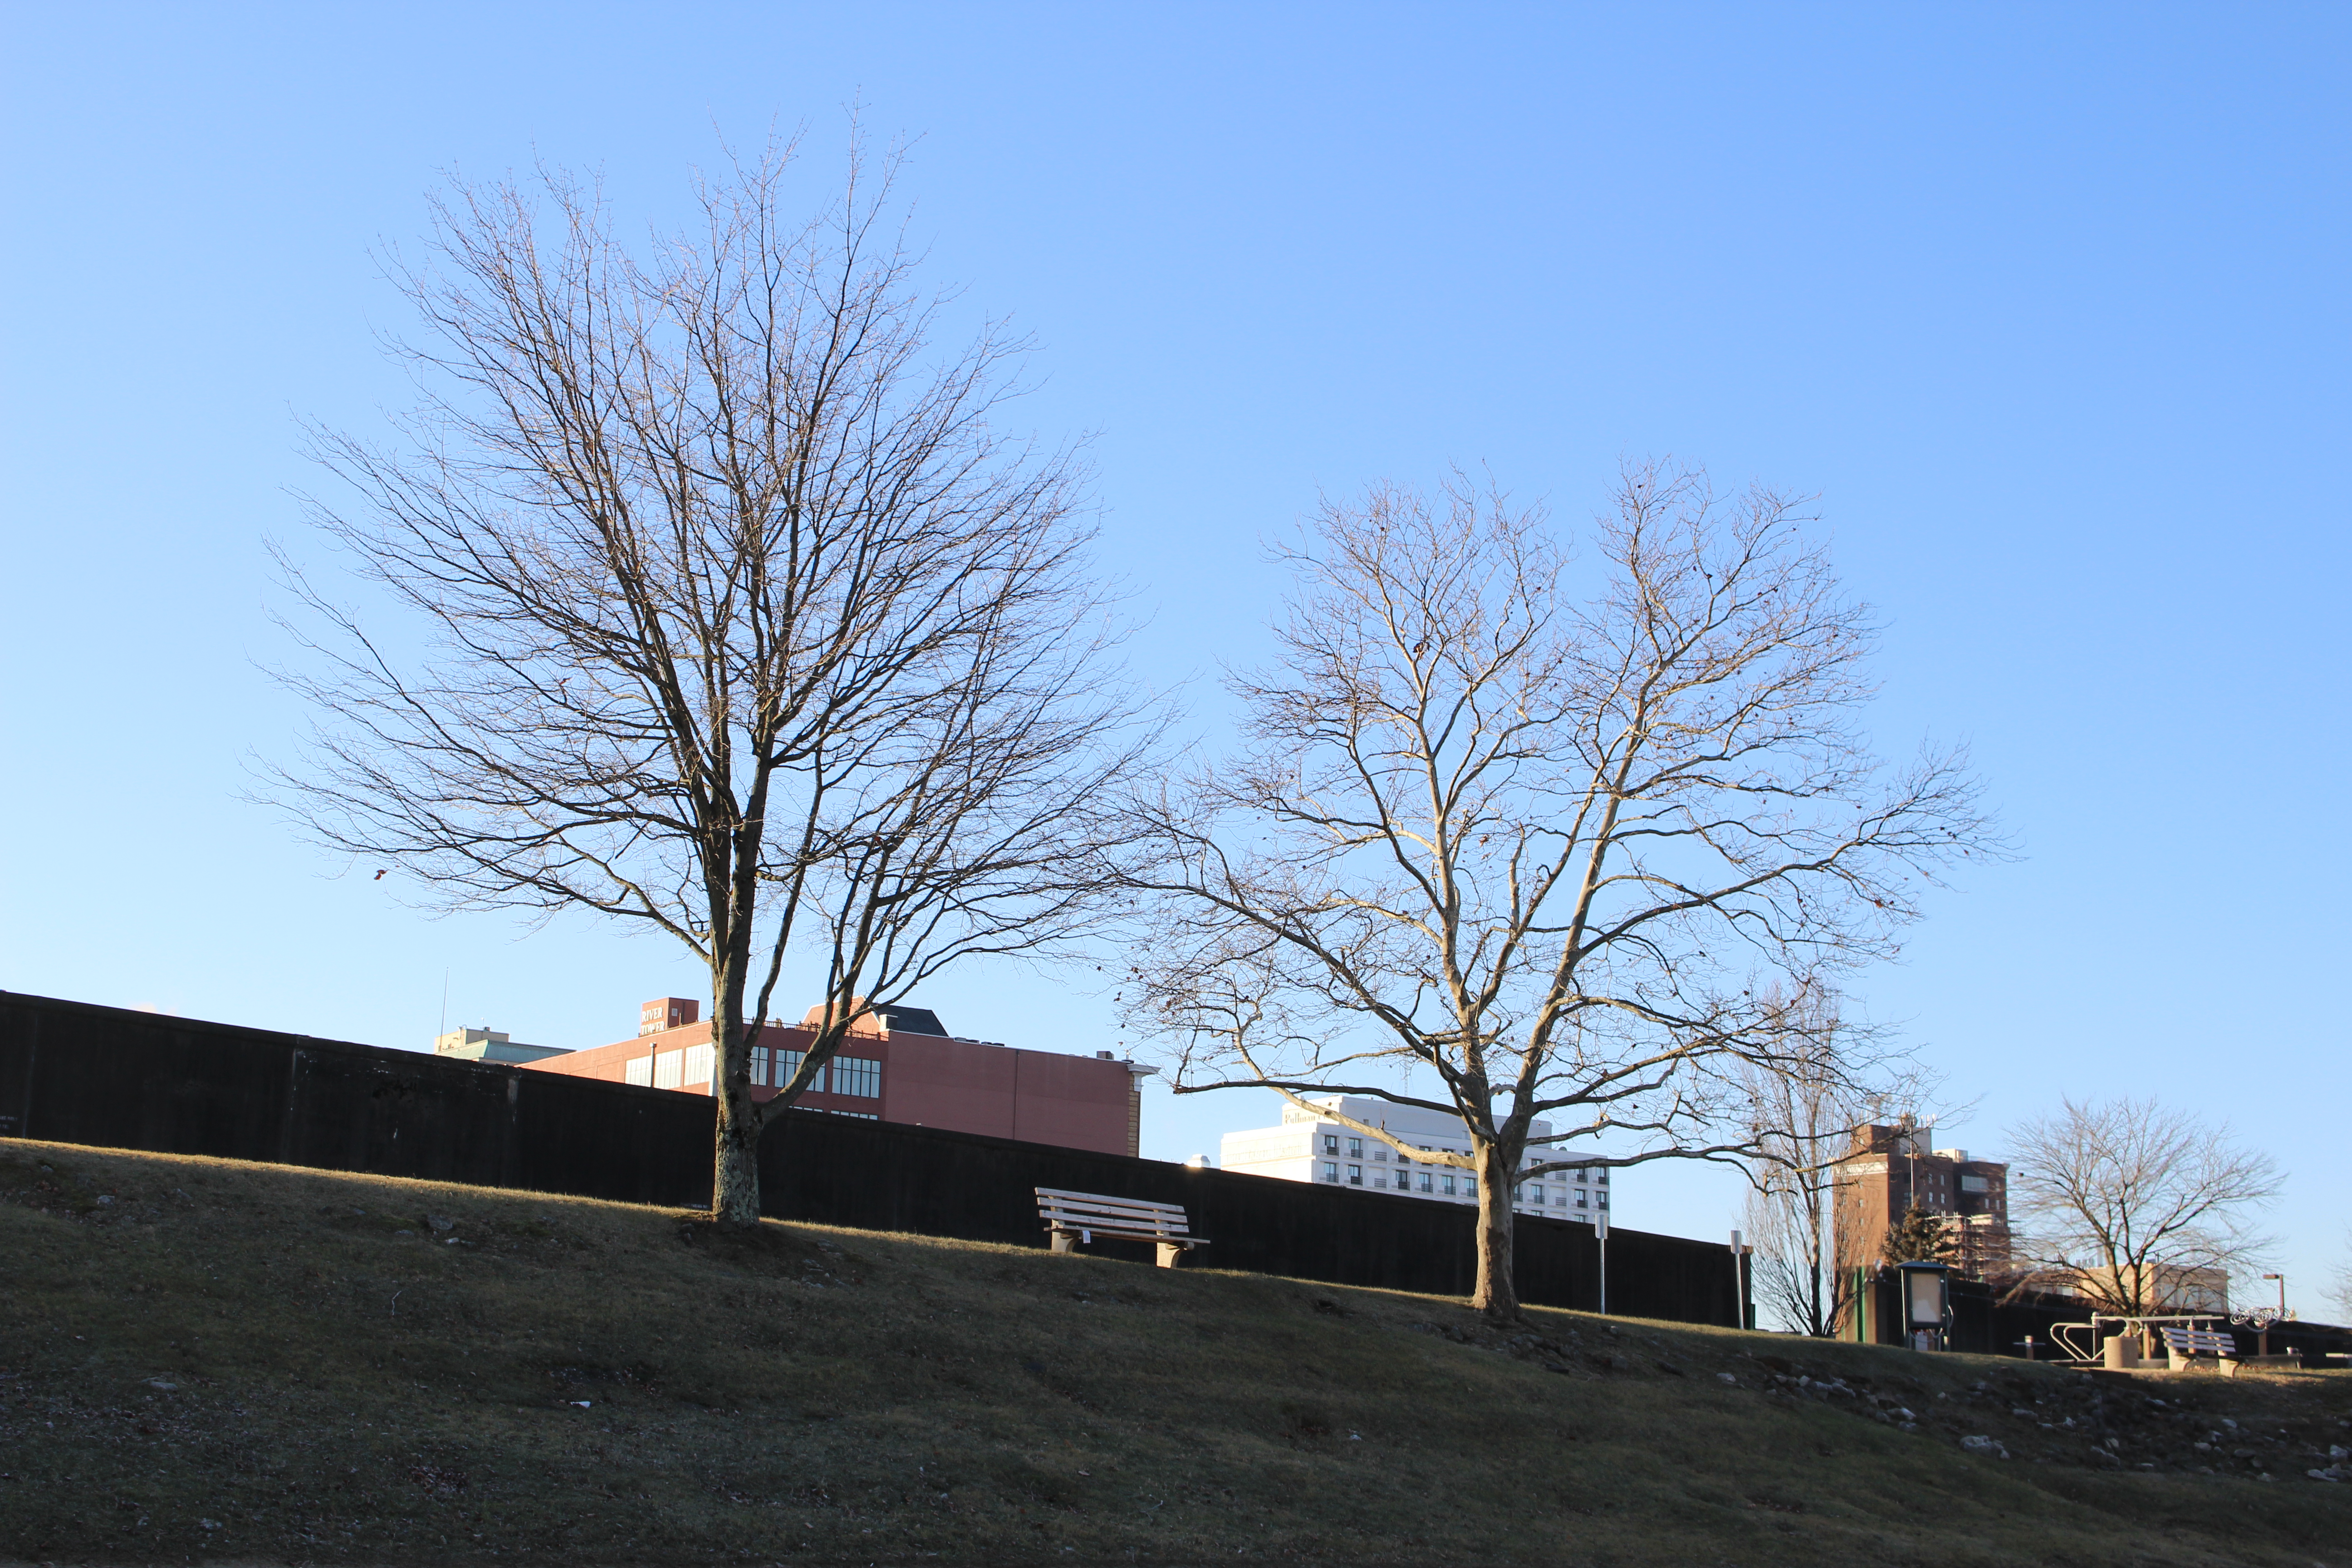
[3,4,2345,1309]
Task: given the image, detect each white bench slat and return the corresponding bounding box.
[1036,1200,1191,1225]
[1040,1213,1195,1239]
[1033,1187,1210,1257]
[1039,1194,1195,1222]
[1036,1192,1193,1227]
[2160,1326,2236,1355]
[1036,1195,1189,1220]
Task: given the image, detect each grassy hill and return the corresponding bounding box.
[2,1139,2347,1566]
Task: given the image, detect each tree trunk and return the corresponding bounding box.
[1471,1143,1520,1319]
[1806,1187,1825,1337]
[709,954,763,1228]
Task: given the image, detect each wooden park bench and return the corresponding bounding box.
[2159,1324,2240,1375]
[1035,1187,1209,1268]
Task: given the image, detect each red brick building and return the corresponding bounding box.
[1831,1120,2014,1283]
[521,997,1153,1157]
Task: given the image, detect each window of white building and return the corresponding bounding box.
[1347,1136,1363,1158]
[1347,1164,1362,1185]
[1441,1174,1456,1196]
[1322,1162,1339,1182]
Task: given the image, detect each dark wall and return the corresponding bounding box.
[0,990,1745,1325]
[1861,1270,2352,1365]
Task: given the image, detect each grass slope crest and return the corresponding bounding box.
[2,1140,2348,1565]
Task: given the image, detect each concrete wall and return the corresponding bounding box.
[0,990,1745,1325]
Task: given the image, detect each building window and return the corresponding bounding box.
[1577,1193,1588,1208]
[1553,1190,1565,1207]
[1322,1162,1339,1183]
[779,1050,823,1093]
[1323,1134,1340,1156]
[1394,1151,1409,1166]
[624,1056,652,1087]
[653,1051,682,1090]
[1574,1170,1587,1182]
[1529,1186,1545,1205]
[1347,1136,1363,1158]
[1441,1174,1456,1196]
[1347,1164,1362,1186]
[1373,1147,1388,1161]
[750,1045,771,1086]
[831,1056,882,1098]
[1417,1172,1432,1192]
[683,1043,715,1088]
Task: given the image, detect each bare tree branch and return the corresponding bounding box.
[1122,467,2001,1318]
[2005,1097,2279,1316]
[260,138,1157,1225]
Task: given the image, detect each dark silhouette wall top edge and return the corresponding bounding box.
[1,989,1745,1325]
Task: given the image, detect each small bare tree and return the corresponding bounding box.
[2007,1098,2280,1316]
[1739,995,1888,1336]
[267,143,1152,1226]
[1126,469,1993,1318]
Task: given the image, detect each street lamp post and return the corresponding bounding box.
[1730,1228,1750,1331]
[1596,1208,1608,1315]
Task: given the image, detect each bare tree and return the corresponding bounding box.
[2007,1098,2280,1316]
[266,142,1152,1227]
[2328,1235,2352,1323]
[1124,469,1994,1318]
[1739,994,1889,1336]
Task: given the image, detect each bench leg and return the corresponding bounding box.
[1051,1231,1076,1254]
[1156,1242,1183,1269]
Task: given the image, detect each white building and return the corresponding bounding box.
[1218,1095,1613,1222]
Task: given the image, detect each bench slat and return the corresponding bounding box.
[1037,1200,1191,1225]
[1044,1219,1194,1240]
[1037,1211,1186,1228]
[1036,1196,1189,1220]
[1055,1224,1203,1243]
[1030,1194,1185,1222]
[1033,1186,1210,1252]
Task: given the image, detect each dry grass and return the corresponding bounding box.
[2,1138,2348,1567]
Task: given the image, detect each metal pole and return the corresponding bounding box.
[1730,1228,1744,1330]
[1596,1209,1608,1315]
